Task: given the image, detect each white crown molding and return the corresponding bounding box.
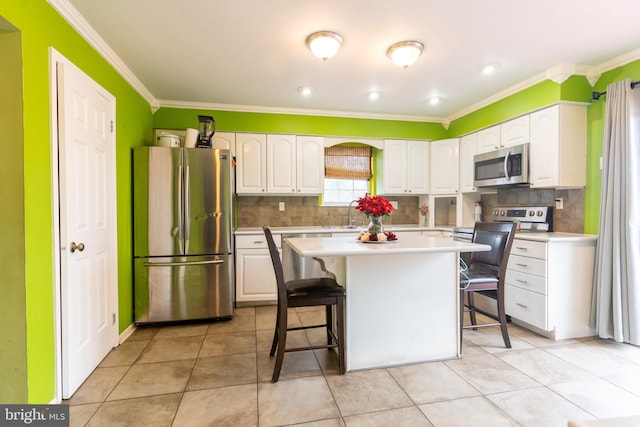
[47,0,157,108]
[585,47,640,87]
[446,71,548,122]
[156,99,444,123]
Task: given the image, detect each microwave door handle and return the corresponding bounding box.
[503,151,511,181]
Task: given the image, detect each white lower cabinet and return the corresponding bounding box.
[235,234,281,303]
[505,237,596,340]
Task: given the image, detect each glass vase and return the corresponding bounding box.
[367,215,384,235]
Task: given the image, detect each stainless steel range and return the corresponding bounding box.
[489,206,553,232]
[453,205,553,241]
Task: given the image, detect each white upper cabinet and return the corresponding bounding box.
[295,136,325,194]
[459,133,477,193]
[211,132,236,156]
[476,116,530,154]
[267,134,297,193]
[430,138,459,194]
[476,125,501,154]
[238,134,323,195]
[377,140,429,195]
[236,133,267,194]
[500,115,530,148]
[529,104,587,188]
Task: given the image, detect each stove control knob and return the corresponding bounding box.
[528,210,535,216]
[500,210,505,216]
[537,210,544,216]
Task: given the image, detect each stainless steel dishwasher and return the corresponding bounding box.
[282,232,333,282]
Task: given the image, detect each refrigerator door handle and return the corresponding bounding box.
[178,163,184,254]
[144,259,225,267]
[185,165,191,250]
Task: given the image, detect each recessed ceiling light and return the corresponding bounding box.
[298,86,312,96]
[481,63,500,75]
[368,91,380,101]
[428,96,442,105]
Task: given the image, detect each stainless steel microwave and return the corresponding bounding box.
[473,143,529,187]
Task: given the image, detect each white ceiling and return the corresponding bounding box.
[61,0,640,121]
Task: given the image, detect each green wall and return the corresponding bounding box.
[584,60,640,233]
[153,108,448,140]
[0,27,27,403]
[0,0,153,403]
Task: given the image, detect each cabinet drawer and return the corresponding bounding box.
[508,254,546,277]
[511,239,546,259]
[506,269,547,294]
[506,285,547,330]
[235,234,281,249]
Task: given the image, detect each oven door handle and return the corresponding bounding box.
[503,150,511,181]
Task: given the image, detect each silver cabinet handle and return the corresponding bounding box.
[516,263,528,267]
[516,302,528,309]
[515,246,528,250]
[516,279,529,284]
[70,242,85,253]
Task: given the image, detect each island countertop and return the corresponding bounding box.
[285,234,490,257]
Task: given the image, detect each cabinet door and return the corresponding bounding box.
[529,106,560,187]
[267,134,296,193]
[476,125,500,154]
[430,138,459,194]
[500,115,529,148]
[382,140,408,194]
[406,141,430,194]
[296,136,325,194]
[459,133,477,193]
[211,132,236,156]
[235,248,278,302]
[236,133,267,193]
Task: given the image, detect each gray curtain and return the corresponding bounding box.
[591,78,640,345]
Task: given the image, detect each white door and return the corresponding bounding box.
[57,60,118,398]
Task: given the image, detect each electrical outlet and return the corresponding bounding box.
[278,202,285,211]
[390,201,398,209]
[555,198,564,210]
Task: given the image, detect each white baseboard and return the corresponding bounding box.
[119,323,136,344]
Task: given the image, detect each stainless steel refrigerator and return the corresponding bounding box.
[133,146,234,324]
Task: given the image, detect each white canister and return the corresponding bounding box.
[157,133,181,147]
[184,128,199,148]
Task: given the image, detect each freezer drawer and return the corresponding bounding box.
[134,255,234,323]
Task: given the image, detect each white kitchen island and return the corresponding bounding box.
[284,234,489,371]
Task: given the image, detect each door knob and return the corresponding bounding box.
[70,242,85,253]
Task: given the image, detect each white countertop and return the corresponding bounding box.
[512,232,597,243]
[234,225,450,235]
[284,234,489,257]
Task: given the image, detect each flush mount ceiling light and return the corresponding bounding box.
[428,96,442,105]
[368,91,380,101]
[306,31,344,61]
[387,41,424,68]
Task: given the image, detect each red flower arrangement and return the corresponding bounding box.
[355,193,394,217]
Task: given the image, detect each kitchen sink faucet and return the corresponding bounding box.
[348,199,359,227]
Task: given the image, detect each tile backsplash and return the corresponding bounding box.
[236,187,585,233]
[236,196,420,228]
[481,187,585,233]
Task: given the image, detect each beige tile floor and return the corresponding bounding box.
[65,306,640,426]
